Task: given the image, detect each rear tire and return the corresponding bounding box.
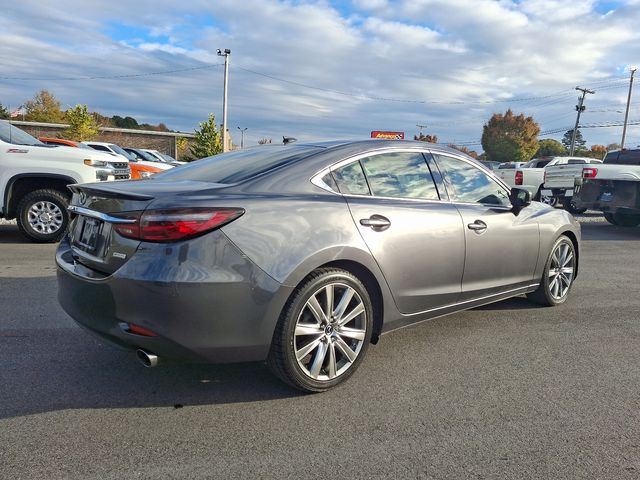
[267,268,373,392]
[603,211,640,227]
[562,198,587,215]
[16,189,70,243]
[527,235,576,307]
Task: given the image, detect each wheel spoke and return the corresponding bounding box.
[306,294,327,324]
[335,337,358,363]
[562,252,573,268]
[328,343,337,379]
[324,285,334,320]
[337,302,364,327]
[295,323,324,336]
[552,277,560,298]
[561,267,573,276]
[309,341,328,378]
[333,287,355,320]
[337,326,366,341]
[296,336,323,361]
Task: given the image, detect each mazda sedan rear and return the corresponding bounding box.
[57,140,580,392]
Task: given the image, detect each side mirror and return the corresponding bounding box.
[509,187,531,214]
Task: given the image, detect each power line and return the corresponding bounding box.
[0,64,223,81]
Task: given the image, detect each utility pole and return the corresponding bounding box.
[217,48,231,152]
[570,86,595,155]
[621,67,637,149]
[237,126,248,149]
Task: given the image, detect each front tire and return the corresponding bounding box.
[267,268,373,392]
[527,235,576,307]
[16,189,70,243]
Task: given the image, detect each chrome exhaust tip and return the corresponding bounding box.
[136,349,159,368]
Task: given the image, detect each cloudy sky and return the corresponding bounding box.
[1,0,639,150]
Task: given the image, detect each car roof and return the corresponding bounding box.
[293,139,473,157]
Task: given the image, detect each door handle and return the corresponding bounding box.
[360,215,391,231]
[467,220,487,233]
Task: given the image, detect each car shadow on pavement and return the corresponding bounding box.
[0,224,26,244]
[471,296,539,311]
[0,335,304,419]
[0,274,304,420]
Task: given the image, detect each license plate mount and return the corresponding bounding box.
[76,217,102,251]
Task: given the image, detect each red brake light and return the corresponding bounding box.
[583,167,598,179]
[515,170,523,185]
[113,208,244,242]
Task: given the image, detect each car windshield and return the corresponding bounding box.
[524,159,550,168]
[160,153,177,162]
[153,145,323,184]
[0,121,44,146]
[109,143,136,160]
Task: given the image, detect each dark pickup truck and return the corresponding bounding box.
[574,149,640,227]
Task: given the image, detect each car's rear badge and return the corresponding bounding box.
[112,252,127,259]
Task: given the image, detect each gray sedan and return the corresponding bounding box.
[56,140,580,392]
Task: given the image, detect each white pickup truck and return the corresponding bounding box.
[574,149,640,226]
[497,156,596,206]
[541,158,603,214]
[0,121,130,242]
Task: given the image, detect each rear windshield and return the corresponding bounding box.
[604,150,640,165]
[524,159,551,168]
[152,145,323,184]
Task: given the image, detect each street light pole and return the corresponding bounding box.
[570,86,595,155]
[621,67,637,149]
[217,48,231,152]
[237,126,248,149]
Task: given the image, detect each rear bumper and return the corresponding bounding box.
[56,231,293,363]
[574,179,640,214]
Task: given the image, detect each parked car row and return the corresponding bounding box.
[497,156,603,213]
[0,121,183,242]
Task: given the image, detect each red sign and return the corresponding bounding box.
[371,131,405,140]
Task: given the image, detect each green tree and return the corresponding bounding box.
[561,129,586,152]
[190,113,222,159]
[24,90,65,123]
[481,109,540,163]
[534,139,566,157]
[61,105,99,141]
[0,103,9,119]
[112,115,140,129]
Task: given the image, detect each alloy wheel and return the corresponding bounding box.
[27,201,64,234]
[548,241,574,300]
[294,282,367,381]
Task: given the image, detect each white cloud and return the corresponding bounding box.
[1,0,640,148]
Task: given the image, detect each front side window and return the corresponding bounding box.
[433,154,509,206]
[359,152,440,200]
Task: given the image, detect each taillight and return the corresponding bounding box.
[113,208,244,242]
[583,167,598,179]
[515,170,523,185]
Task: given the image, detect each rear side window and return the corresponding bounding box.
[332,161,370,195]
[153,145,322,184]
[604,149,640,165]
[360,152,439,200]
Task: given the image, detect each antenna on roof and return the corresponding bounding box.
[283,136,297,145]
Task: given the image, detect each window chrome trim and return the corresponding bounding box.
[68,205,137,224]
[310,147,443,200]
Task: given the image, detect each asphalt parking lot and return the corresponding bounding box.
[1,214,639,480]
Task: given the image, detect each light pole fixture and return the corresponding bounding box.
[217,48,231,152]
[237,126,248,149]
